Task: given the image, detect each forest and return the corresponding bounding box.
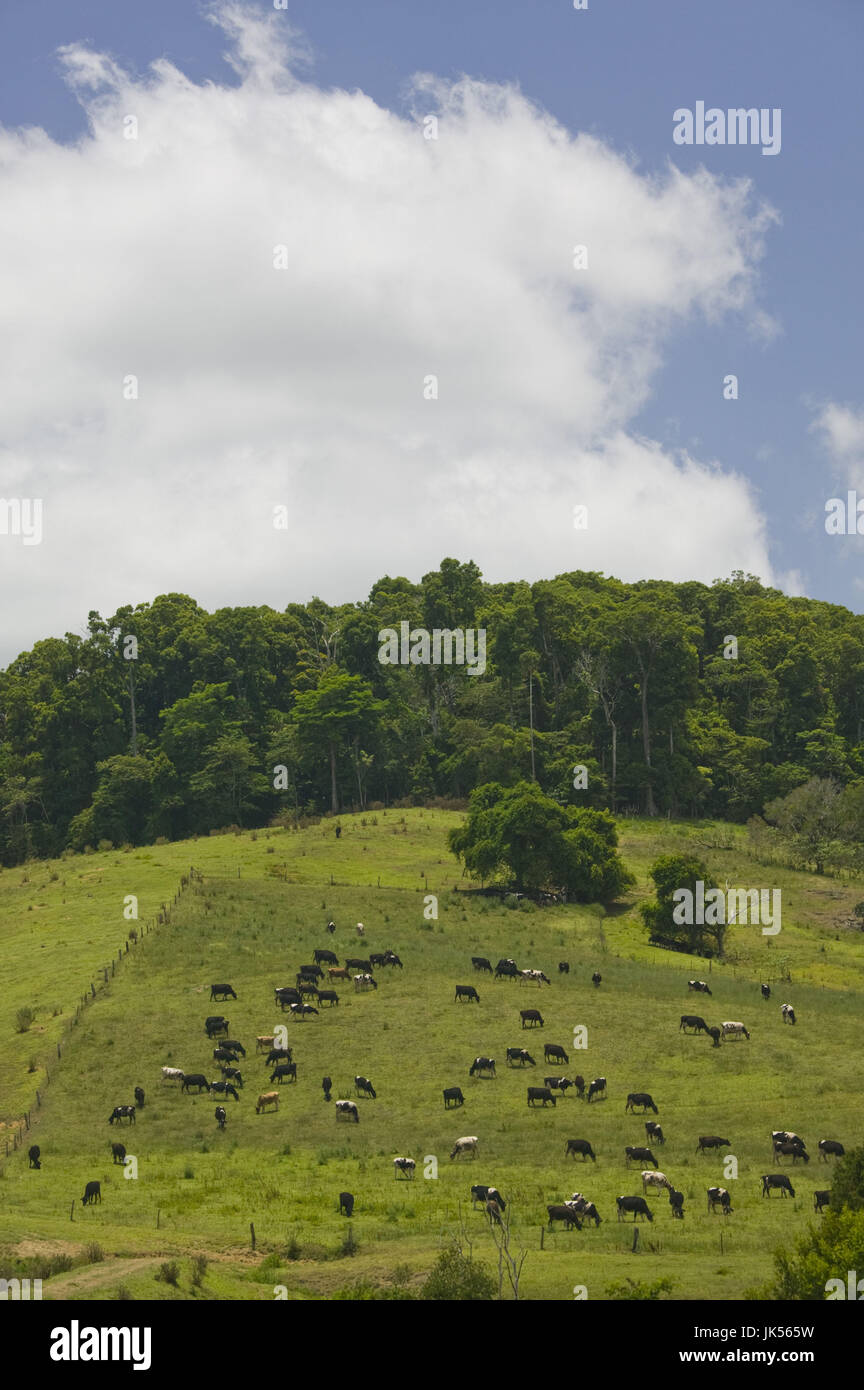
[1,559,863,865]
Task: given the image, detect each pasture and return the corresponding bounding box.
[1,809,863,1300]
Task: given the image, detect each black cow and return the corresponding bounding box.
[270,1064,297,1085]
[527,1086,556,1107]
[213,1048,239,1063]
[587,1076,607,1102]
[472,957,493,973]
[645,1121,665,1144]
[521,1009,544,1028]
[265,1047,292,1066]
[318,989,339,1007]
[181,1074,210,1093]
[761,983,771,1000]
[571,1074,586,1097]
[761,1174,795,1197]
[544,1043,569,1064]
[108,1105,136,1124]
[345,958,373,974]
[469,1056,496,1077]
[506,1048,536,1067]
[558,962,570,974]
[814,1190,830,1213]
[215,1106,227,1129]
[339,1191,355,1217]
[679,1015,708,1033]
[455,985,480,1003]
[616,1195,653,1222]
[111,1143,127,1165]
[547,1204,582,1230]
[354,1076,377,1098]
[495,959,519,979]
[297,982,320,997]
[591,972,602,988]
[443,1087,464,1108]
[275,988,301,1009]
[28,1145,41,1169]
[82,1180,101,1206]
[625,1092,658,1114]
[773,1141,809,1164]
[625,1146,657,1166]
[370,953,388,968]
[313,949,339,965]
[300,963,325,980]
[706,1027,722,1047]
[818,1140,845,1161]
[668,1188,685,1218]
[322,1076,332,1101]
[133,1086,145,1108]
[223,1039,247,1056]
[290,1003,319,1019]
[210,983,237,1001]
[383,951,403,969]
[471,1184,506,1210]
[205,1016,229,1037]
[565,1138,596,1161]
[696,1135,730,1153]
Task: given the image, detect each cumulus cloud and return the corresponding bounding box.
[813,402,864,484]
[0,2,779,662]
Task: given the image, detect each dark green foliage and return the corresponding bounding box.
[420,1245,497,1301]
[640,853,725,955]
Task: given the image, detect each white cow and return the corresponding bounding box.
[519,969,551,985]
[641,1170,672,1194]
[336,1100,359,1122]
[450,1135,478,1160]
[355,922,365,937]
[161,1067,184,1082]
[721,1021,750,1040]
[780,1003,796,1025]
[393,1157,416,1178]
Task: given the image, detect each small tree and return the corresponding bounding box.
[421,1245,496,1301]
[640,854,722,956]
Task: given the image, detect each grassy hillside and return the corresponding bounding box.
[1,809,862,1301]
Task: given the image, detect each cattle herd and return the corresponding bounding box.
[29,923,851,1257]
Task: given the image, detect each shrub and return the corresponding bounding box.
[15,1006,35,1033]
[191,1254,208,1286]
[97,839,113,853]
[115,1285,133,1300]
[421,1246,496,1301]
[157,1261,180,1287]
[85,1242,104,1264]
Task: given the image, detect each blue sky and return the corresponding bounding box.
[0,0,862,658]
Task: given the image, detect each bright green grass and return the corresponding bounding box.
[1,811,863,1301]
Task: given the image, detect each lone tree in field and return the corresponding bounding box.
[640,853,726,957]
[448,781,632,902]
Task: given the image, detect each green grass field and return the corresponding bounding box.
[1,809,862,1301]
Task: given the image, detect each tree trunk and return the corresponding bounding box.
[128,666,138,756]
[640,671,657,816]
[329,742,339,814]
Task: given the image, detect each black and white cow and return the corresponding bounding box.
[721,1021,750,1040]
[506,1048,536,1067]
[773,1141,809,1164]
[645,1121,665,1144]
[450,1136,478,1159]
[108,1105,136,1124]
[761,983,771,1000]
[625,1146,657,1167]
[354,1076,377,1098]
[545,1076,574,1095]
[818,1139,845,1161]
[780,1003,796,1025]
[393,1157,416,1178]
[469,1056,496,1077]
[586,1076,607,1102]
[336,1100,359,1123]
[211,1081,240,1100]
[494,959,519,980]
[591,972,602,988]
[215,1106,227,1129]
[707,1186,733,1213]
[688,980,712,996]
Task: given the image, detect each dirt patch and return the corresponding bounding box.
[12,1237,82,1258]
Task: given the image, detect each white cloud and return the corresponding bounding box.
[0,3,780,663]
[813,402,864,483]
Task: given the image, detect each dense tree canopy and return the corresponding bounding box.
[1,562,864,862]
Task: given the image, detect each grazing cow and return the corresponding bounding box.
[450,1136,478,1160]
[318,989,339,1007]
[521,1009,544,1029]
[161,1067,184,1083]
[290,1003,319,1018]
[545,1076,574,1095]
[527,1086,556,1107]
[469,1056,496,1078]
[688,980,712,996]
[472,957,493,973]
[773,1141,809,1164]
[564,1138,596,1162]
[220,1066,243,1086]
[313,949,339,966]
[297,982,320,998]
[205,1016,229,1037]
[679,1015,709,1034]
[696,1135,730,1153]
[256,1036,276,1052]
[573,1199,602,1227]
[383,951,403,969]
[134,1086,145,1108]
[706,1027,722,1047]
[108,1105,136,1124]
[265,1047,293,1066]
[571,1074,586,1098]
[471,1185,506,1210]
[591,972,602,988]
[668,1188,685,1218]
[222,1039,246,1056]
[443,1086,464,1108]
[543,1043,569,1065]
[355,923,365,937]
[213,1048,238,1064]
[256,1091,279,1114]
[558,962,570,975]
[275,988,302,1009]
[780,1003,796,1025]
[761,983,771,1000]
[393,1157,416,1178]
[587,1077,607,1103]
[506,1048,536,1067]
[519,969,551,985]
[327,921,336,935]
[345,958,373,974]
[328,968,350,984]
[210,1081,240,1101]
[642,1170,672,1195]
[300,964,325,980]
[625,1146,658,1167]
[818,1139,845,1161]
[336,1101,359,1123]
[616,1195,653,1222]
[707,1186,733,1214]
[761,1174,795,1198]
[625,1093,658,1114]
[814,1190,830,1213]
[547,1204,582,1230]
[721,1021,750,1040]
[181,1075,210,1094]
[486,1199,503,1226]
[81,1181,101,1206]
[353,974,378,992]
[215,1106,227,1129]
[369,953,388,968]
[111,1142,127,1165]
[210,983,237,1001]
[771,1130,805,1148]
[339,1192,355,1216]
[28,1145,41,1169]
[494,959,519,980]
[455,984,480,1004]
[645,1122,665,1144]
[355,1076,377,1098]
[270,1064,297,1085]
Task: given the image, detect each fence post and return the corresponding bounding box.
[539,1226,544,1250]
[156,1208,160,1230]
[632,1227,639,1253]
[70,1201,75,1222]
[250,1221,256,1251]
